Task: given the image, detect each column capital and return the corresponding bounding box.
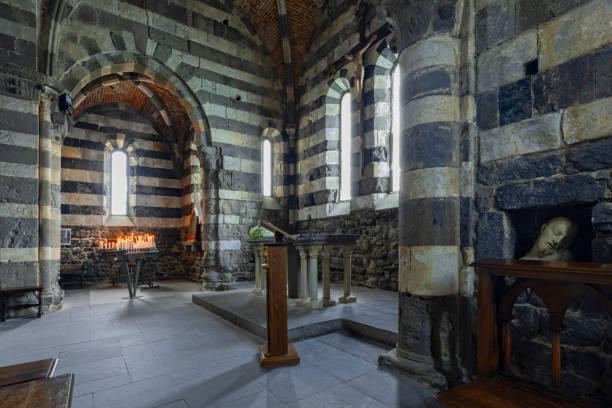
[306,245,322,257]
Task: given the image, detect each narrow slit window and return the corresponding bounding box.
[111,150,128,215]
[262,139,272,197]
[392,64,401,192]
[340,92,351,201]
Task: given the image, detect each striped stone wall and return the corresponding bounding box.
[0,93,40,290]
[60,103,185,281]
[44,0,289,279]
[292,1,400,290]
[474,0,612,399]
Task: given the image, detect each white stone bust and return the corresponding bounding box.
[521,216,578,261]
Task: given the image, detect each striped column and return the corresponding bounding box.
[380,35,462,383]
[197,145,223,288]
[39,92,63,307]
[398,35,461,297]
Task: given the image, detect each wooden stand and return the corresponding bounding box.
[259,243,300,367]
[437,259,612,408]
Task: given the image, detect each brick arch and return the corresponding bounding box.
[58,51,212,148]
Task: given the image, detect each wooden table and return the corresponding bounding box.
[0,359,57,388]
[0,374,74,408]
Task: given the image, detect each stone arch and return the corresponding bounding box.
[58,51,212,148]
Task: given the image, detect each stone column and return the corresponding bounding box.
[321,247,335,307]
[38,90,64,310]
[252,245,263,295]
[338,246,356,303]
[197,146,224,290]
[377,5,468,385]
[296,246,310,306]
[260,247,267,294]
[307,245,322,309]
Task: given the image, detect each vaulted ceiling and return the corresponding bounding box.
[232,0,322,86]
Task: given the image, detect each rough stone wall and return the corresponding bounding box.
[475,0,612,401]
[296,208,398,290]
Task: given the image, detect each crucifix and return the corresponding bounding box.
[333,23,392,176]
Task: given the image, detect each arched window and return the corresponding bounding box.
[391,64,401,192]
[262,139,272,197]
[111,150,128,215]
[340,92,351,201]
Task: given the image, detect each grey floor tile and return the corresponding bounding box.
[73,373,133,397]
[347,369,436,408]
[92,374,180,408]
[287,383,370,408]
[217,388,287,408]
[72,394,94,408]
[346,397,390,408]
[58,344,123,369]
[258,362,342,403]
[155,401,190,408]
[317,332,391,365]
[55,356,128,385]
[295,340,377,381]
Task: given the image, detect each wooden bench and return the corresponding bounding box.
[0,358,57,388]
[0,286,43,322]
[0,373,74,408]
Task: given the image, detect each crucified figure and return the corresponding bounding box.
[345,34,377,101]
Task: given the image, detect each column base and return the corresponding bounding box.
[323,299,336,307]
[310,299,323,309]
[338,296,356,303]
[296,297,311,307]
[251,288,265,295]
[378,348,448,389]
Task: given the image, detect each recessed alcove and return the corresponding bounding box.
[509,205,594,261]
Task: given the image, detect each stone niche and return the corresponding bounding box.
[509,204,594,261]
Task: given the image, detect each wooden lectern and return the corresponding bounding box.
[258,222,300,367]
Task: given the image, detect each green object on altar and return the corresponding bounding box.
[249,225,274,239]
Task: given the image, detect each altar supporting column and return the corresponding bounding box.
[338,246,356,303]
[252,245,263,295]
[321,247,335,307]
[307,246,322,309]
[296,246,310,306]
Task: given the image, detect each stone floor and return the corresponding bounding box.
[193,283,398,345]
[0,281,443,408]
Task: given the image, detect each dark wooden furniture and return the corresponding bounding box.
[437,376,597,408]
[437,259,612,408]
[0,359,57,388]
[259,242,300,367]
[0,373,74,408]
[0,286,43,322]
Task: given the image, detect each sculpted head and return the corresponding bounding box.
[522,217,578,261]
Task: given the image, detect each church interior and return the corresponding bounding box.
[0,0,611,407]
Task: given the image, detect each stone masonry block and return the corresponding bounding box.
[477,29,537,93]
[476,0,516,52]
[480,113,561,162]
[496,175,606,211]
[566,136,612,172]
[538,0,612,71]
[498,78,532,126]
[563,97,612,144]
[477,211,515,259]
